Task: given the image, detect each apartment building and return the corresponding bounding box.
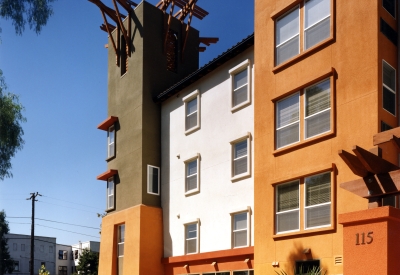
[5,233,56,275]
[157,34,254,275]
[254,0,398,274]
[55,244,73,275]
[92,0,255,274]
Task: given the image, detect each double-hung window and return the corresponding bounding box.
[229,59,251,111]
[276,78,331,149]
[59,266,67,275]
[108,125,115,158]
[184,155,200,195]
[185,221,199,254]
[232,211,250,248]
[383,60,396,116]
[117,224,125,275]
[275,0,331,66]
[275,171,332,234]
[147,165,160,195]
[231,134,251,180]
[183,90,200,134]
[107,177,115,210]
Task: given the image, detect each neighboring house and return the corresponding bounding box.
[158,35,254,275]
[71,241,100,270]
[55,244,73,275]
[254,0,399,274]
[5,233,56,275]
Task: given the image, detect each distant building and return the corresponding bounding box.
[55,244,73,275]
[5,233,56,275]
[71,241,100,271]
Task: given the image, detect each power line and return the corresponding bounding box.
[37,200,100,214]
[35,218,99,230]
[8,222,31,225]
[41,195,104,211]
[8,217,99,230]
[36,224,100,239]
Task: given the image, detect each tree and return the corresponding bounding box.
[0,72,26,180]
[0,0,55,180]
[0,0,55,35]
[75,248,99,275]
[0,210,14,275]
[38,265,50,275]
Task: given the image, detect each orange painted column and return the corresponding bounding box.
[338,206,400,275]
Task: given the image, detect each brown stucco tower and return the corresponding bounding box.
[92,1,200,274]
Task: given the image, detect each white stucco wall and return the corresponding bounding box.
[161,47,254,257]
[71,241,100,267]
[6,233,56,275]
[55,244,73,275]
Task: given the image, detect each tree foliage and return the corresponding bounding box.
[75,248,99,275]
[39,264,50,275]
[0,71,26,180]
[0,210,14,275]
[0,0,55,35]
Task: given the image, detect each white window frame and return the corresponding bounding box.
[184,219,200,255]
[303,0,331,50]
[304,172,331,230]
[230,133,252,181]
[229,59,252,112]
[147,165,160,195]
[275,180,300,234]
[275,6,300,66]
[107,176,115,210]
[276,92,300,149]
[382,60,396,116]
[230,206,251,248]
[182,89,200,135]
[303,78,331,140]
[118,224,125,258]
[107,125,116,159]
[184,154,200,196]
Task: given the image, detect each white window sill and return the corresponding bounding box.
[185,125,200,135]
[185,188,200,196]
[231,172,251,182]
[231,100,251,113]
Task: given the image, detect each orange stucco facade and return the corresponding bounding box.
[98,205,164,275]
[254,0,398,274]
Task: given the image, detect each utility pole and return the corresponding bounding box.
[27,192,41,275]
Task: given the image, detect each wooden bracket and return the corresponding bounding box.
[338,149,370,177]
[352,145,399,174]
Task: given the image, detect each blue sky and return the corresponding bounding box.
[0,0,254,245]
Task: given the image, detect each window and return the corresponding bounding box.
[229,59,251,111]
[383,0,396,18]
[381,121,393,132]
[276,78,331,149]
[74,250,79,260]
[383,60,396,116]
[59,266,67,275]
[120,35,127,75]
[13,243,17,251]
[21,244,25,251]
[184,155,200,195]
[166,30,178,72]
[275,0,331,66]
[107,177,115,210]
[108,125,115,158]
[381,18,398,45]
[14,261,19,272]
[117,224,125,275]
[49,246,53,253]
[182,90,200,134]
[233,271,254,275]
[275,171,331,234]
[204,273,230,275]
[185,221,199,254]
[231,134,251,180]
[59,250,68,260]
[147,165,160,195]
[40,245,44,252]
[231,208,251,248]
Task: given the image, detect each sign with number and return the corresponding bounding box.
[355,232,373,245]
